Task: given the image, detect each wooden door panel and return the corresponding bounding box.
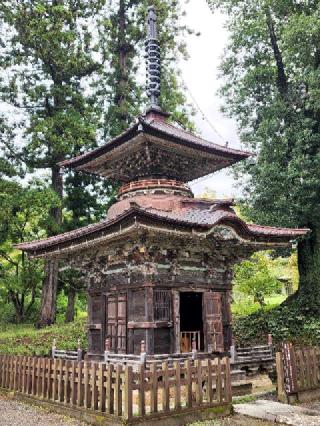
[203,292,224,352]
[106,294,127,353]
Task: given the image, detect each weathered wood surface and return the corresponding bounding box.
[276,344,320,403]
[0,354,231,421]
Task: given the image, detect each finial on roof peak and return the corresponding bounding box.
[147,5,157,39]
[146,5,161,109]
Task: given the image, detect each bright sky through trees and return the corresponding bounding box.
[182,0,240,198]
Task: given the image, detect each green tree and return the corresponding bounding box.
[0,0,108,326]
[0,0,194,326]
[234,252,281,307]
[0,178,59,322]
[98,0,195,136]
[208,0,320,312]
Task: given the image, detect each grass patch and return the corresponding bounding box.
[0,317,87,356]
[232,294,286,317]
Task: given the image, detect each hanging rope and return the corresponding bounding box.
[181,77,229,146]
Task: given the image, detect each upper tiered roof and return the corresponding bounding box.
[59,109,251,183]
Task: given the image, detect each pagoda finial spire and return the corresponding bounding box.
[146,5,161,109]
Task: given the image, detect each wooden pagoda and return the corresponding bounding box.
[16,7,308,360]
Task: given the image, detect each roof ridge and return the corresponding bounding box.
[143,118,252,156]
[247,223,309,232]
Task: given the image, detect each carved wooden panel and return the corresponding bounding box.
[117,294,127,353]
[221,291,233,350]
[91,295,102,324]
[130,289,146,321]
[88,294,104,354]
[173,291,180,353]
[203,292,224,352]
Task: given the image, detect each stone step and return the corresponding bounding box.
[234,399,320,425]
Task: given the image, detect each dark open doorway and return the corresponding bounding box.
[180,292,204,352]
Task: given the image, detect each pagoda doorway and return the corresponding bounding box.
[180,292,204,352]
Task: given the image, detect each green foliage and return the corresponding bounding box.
[0,1,114,234]
[233,252,282,306]
[99,0,196,136]
[233,303,320,347]
[0,0,195,326]
[207,0,320,309]
[0,178,60,323]
[0,317,87,356]
[232,294,285,317]
[0,1,104,163]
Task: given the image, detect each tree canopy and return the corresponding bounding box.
[208,0,320,312]
[0,0,195,325]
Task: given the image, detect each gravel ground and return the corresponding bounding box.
[190,415,282,425]
[0,393,87,426]
[0,391,281,426]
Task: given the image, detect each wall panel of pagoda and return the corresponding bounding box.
[66,234,246,293]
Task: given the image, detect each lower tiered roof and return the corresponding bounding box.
[16,194,309,258]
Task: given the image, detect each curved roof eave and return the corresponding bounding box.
[58,117,251,173]
[14,206,310,258]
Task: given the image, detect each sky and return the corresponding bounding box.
[181,0,241,198]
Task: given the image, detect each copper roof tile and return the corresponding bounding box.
[143,118,251,157]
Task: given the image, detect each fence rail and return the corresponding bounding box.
[276,343,320,403]
[0,354,231,421]
[51,338,83,361]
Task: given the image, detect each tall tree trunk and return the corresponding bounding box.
[9,290,24,324]
[118,0,128,123]
[297,222,320,314]
[38,163,63,327]
[65,286,76,323]
[265,8,288,96]
[38,260,59,327]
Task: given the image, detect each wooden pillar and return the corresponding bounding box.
[145,287,154,355]
[127,289,134,354]
[172,290,180,353]
[87,293,104,357]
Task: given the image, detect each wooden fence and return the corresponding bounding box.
[0,354,231,422]
[276,343,320,403]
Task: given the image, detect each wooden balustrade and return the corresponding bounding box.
[180,331,201,353]
[0,354,231,421]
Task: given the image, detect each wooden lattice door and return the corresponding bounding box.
[106,294,127,353]
[203,291,224,352]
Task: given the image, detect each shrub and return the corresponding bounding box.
[233,302,320,348]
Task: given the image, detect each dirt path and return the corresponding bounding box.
[0,393,86,426]
[0,392,279,426]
